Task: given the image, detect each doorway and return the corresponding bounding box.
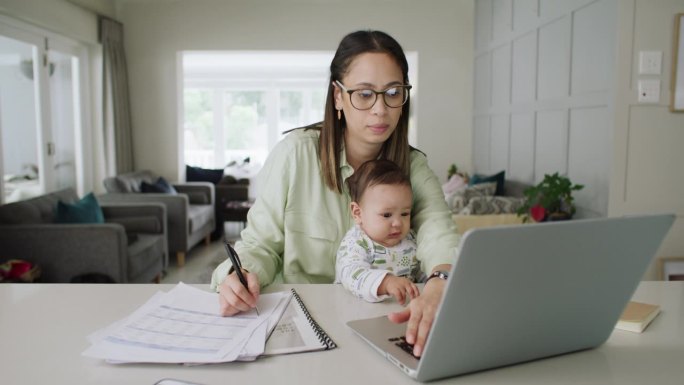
[0,16,89,203]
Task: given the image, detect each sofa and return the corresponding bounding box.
[100,170,215,267]
[445,176,527,234]
[185,166,250,239]
[0,188,166,283]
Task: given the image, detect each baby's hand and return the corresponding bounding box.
[378,275,420,305]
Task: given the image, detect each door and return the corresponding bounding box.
[0,16,88,203]
[0,24,44,203]
[47,39,87,192]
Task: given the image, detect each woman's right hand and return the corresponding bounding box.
[217,269,260,316]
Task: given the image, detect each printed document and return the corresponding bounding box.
[83,283,290,364]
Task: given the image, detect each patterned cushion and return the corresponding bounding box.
[460,196,525,215]
[446,182,497,213]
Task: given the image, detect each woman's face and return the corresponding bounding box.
[334,52,404,151]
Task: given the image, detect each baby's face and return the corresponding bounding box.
[354,183,412,247]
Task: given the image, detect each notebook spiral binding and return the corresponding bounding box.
[290,289,337,349]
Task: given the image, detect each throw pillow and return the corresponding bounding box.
[461,196,525,215]
[141,177,177,194]
[446,182,497,214]
[186,165,223,185]
[469,170,505,196]
[54,192,105,224]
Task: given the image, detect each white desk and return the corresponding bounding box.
[1,282,683,384]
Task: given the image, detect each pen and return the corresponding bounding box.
[224,242,259,315]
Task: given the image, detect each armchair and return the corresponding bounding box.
[100,170,215,267]
[0,188,166,283]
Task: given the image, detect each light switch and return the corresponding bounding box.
[637,79,660,103]
[639,51,662,75]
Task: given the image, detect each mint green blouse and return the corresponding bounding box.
[210,128,460,290]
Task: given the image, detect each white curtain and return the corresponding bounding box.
[99,17,134,174]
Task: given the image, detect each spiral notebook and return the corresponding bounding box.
[264,289,336,355]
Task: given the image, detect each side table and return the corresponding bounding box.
[222,200,254,229]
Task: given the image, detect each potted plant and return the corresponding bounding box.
[516,173,584,222]
[447,163,469,182]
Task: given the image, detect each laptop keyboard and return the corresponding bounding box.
[389,336,420,359]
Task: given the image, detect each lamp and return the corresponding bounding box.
[20,59,56,80]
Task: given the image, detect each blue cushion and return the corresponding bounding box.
[186,165,223,185]
[469,170,506,196]
[141,177,177,194]
[55,193,105,224]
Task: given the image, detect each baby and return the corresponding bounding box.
[335,159,423,304]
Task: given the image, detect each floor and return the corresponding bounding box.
[161,222,243,284]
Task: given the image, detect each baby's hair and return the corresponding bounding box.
[347,159,412,203]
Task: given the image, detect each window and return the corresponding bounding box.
[180,51,418,176]
[0,15,90,203]
[181,51,332,173]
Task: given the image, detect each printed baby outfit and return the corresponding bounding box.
[335,224,423,302]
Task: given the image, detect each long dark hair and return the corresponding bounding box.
[319,30,412,194]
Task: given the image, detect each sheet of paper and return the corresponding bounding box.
[263,293,326,355]
[83,283,289,364]
[236,290,293,361]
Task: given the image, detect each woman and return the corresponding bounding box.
[212,30,460,357]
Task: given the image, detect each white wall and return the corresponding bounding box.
[116,0,474,183]
[611,0,684,280]
[473,0,616,219]
[474,0,684,280]
[0,0,99,45]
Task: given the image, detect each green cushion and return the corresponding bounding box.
[54,192,105,224]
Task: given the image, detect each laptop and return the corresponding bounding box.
[347,214,674,382]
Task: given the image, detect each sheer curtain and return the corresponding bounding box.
[99,16,134,174]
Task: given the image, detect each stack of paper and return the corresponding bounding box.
[82,283,292,364]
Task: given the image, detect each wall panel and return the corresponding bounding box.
[509,112,535,183]
[535,110,567,181]
[474,0,615,219]
[512,32,537,103]
[473,116,491,173]
[571,0,615,95]
[490,114,511,172]
[568,106,610,217]
[538,16,571,100]
[491,44,512,107]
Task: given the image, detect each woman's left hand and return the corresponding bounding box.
[387,268,448,357]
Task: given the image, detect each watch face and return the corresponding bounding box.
[428,271,448,281]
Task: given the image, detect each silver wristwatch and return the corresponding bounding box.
[426,270,449,283]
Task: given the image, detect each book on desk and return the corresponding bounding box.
[615,301,661,333]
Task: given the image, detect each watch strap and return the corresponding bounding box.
[426,270,449,283]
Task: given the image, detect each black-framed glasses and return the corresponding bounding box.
[335,80,412,110]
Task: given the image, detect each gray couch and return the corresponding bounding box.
[100,170,215,267]
[0,188,166,283]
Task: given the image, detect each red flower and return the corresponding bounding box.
[530,205,547,222]
[0,260,32,279]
